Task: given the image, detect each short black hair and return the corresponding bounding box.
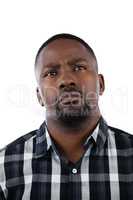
[35,33,98,71]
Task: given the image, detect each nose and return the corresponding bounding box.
[59,80,76,90]
[58,70,77,90]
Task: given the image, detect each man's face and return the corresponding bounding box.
[35,39,104,123]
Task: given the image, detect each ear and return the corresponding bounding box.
[36,87,44,106]
[98,74,105,95]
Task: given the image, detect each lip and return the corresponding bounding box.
[61,99,79,105]
[59,94,82,107]
[59,91,81,103]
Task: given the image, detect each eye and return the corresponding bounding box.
[43,69,58,78]
[73,64,86,71]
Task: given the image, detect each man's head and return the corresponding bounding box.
[34,33,105,124]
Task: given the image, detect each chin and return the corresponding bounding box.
[56,105,91,125]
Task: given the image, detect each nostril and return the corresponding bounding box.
[60,84,65,89]
[70,82,75,87]
[59,82,76,89]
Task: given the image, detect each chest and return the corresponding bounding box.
[5,150,133,200]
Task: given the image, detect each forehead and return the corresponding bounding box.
[37,39,94,66]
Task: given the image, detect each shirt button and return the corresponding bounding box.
[72,168,77,174]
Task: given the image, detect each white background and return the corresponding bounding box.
[0,0,132,148]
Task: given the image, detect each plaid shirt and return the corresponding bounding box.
[0,116,133,200]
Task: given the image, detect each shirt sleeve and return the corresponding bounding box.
[0,148,7,200]
[0,185,6,200]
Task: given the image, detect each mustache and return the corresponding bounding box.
[57,86,83,103]
[59,86,82,95]
[59,86,82,97]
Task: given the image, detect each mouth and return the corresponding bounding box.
[59,91,81,100]
[61,99,80,106]
[59,91,82,107]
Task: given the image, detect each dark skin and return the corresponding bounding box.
[35,39,105,163]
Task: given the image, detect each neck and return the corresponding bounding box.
[46,110,101,162]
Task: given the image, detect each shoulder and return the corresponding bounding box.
[108,125,133,148]
[0,130,37,198]
[0,129,37,158]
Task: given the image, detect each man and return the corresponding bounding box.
[0,33,133,200]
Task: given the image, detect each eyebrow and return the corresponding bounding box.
[42,63,60,70]
[67,57,88,65]
[42,57,88,71]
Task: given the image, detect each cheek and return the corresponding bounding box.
[81,76,99,102]
[81,75,98,93]
[41,86,59,107]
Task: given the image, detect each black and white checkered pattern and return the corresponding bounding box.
[0,116,133,200]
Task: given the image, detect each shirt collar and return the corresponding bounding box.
[83,122,99,147]
[35,116,108,158]
[35,121,52,158]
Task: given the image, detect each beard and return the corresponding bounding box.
[55,99,94,127]
[45,86,99,127]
